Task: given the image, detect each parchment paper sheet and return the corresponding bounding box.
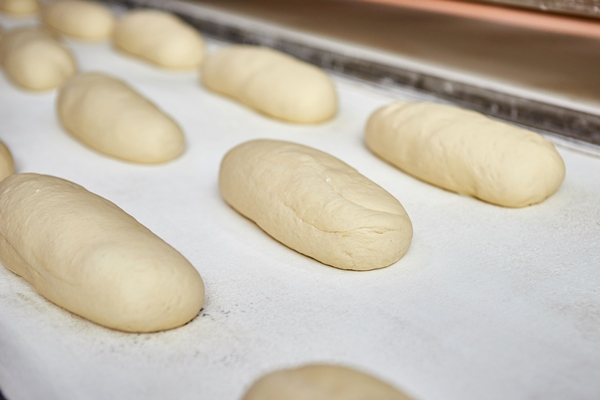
[1,12,600,400]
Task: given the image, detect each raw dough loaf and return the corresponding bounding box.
[0,27,76,91]
[202,45,337,123]
[0,0,38,15]
[42,0,115,40]
[113,9,204,69]
[219,139,412,271]
[0,140,14,181]
[56,72,185,163]
[365,102,566,207]
[0,173,205,332]
[243,364,415,400]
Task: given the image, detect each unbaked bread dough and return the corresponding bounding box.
[365,102,566,207]
[113,9,204,69]
[0,27,76,91]
[0,0,38,15]
[202,45,337,123]
[0,173,205,333]
[56,72,185,163]
[42,0,115,40]
[0,140,14,181]
[219,139,412,271]
[243,364,415,400]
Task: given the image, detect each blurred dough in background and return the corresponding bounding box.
[243,364,415,400]
[42,0,115,40]
[0,0,39,15]
[202,45,337,123]
[113,9,205,69]
[0,140,14,181]
[0,27,77,91]
[56,72,185,164]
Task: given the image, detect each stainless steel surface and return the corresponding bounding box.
[468,0,600,18]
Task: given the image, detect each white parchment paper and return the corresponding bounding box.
[1,12,600,400]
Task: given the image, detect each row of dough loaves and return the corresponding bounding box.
[218,110,565,273]
[0,175,416,398]
[0,3,566,398]
[0,2,337,123]
[1,5,339,168]
[0,4,204,89]
[1,4,565,205]
[0,116,566,333]
[52,49,336,164]
[0,1,566,316]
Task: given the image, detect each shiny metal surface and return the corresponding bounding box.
[469,0,600,18]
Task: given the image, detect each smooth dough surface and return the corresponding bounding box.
[0,27,76,91]
[0,0,38,15]
[56,72,185,163]
[42,0,115,40]
[365,102,566,207]
[0,173,205,332]
[0,140,14,181]
[113,9,204,69]
[219,139,412,271]
[202,45,337,123]
[243,364,415,400]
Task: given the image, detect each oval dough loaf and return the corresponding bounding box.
[0,140,15,181]
[56,72,185,163]
[113,9,204,69]
[365,102,566,207]
[0,173,205,332]
[0,27,76,91]
[243,364,415,400]
[219,139,412,271]
[42,0,115,40]
[202,46,337,123]
[0,0,38,15]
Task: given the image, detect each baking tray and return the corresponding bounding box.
[1,6,600,400]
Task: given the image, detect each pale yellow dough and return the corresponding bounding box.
[0,27,76,91]
[243,364,415,400]
[219,140,412,271]
[0,173,205,333]
[0,0,38,15]
[56,72,185,163]
[202,45,337,123]
[0,140,15,181]
[113,9,204,69]
[365,102,566,207]
[42,0,115,40]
